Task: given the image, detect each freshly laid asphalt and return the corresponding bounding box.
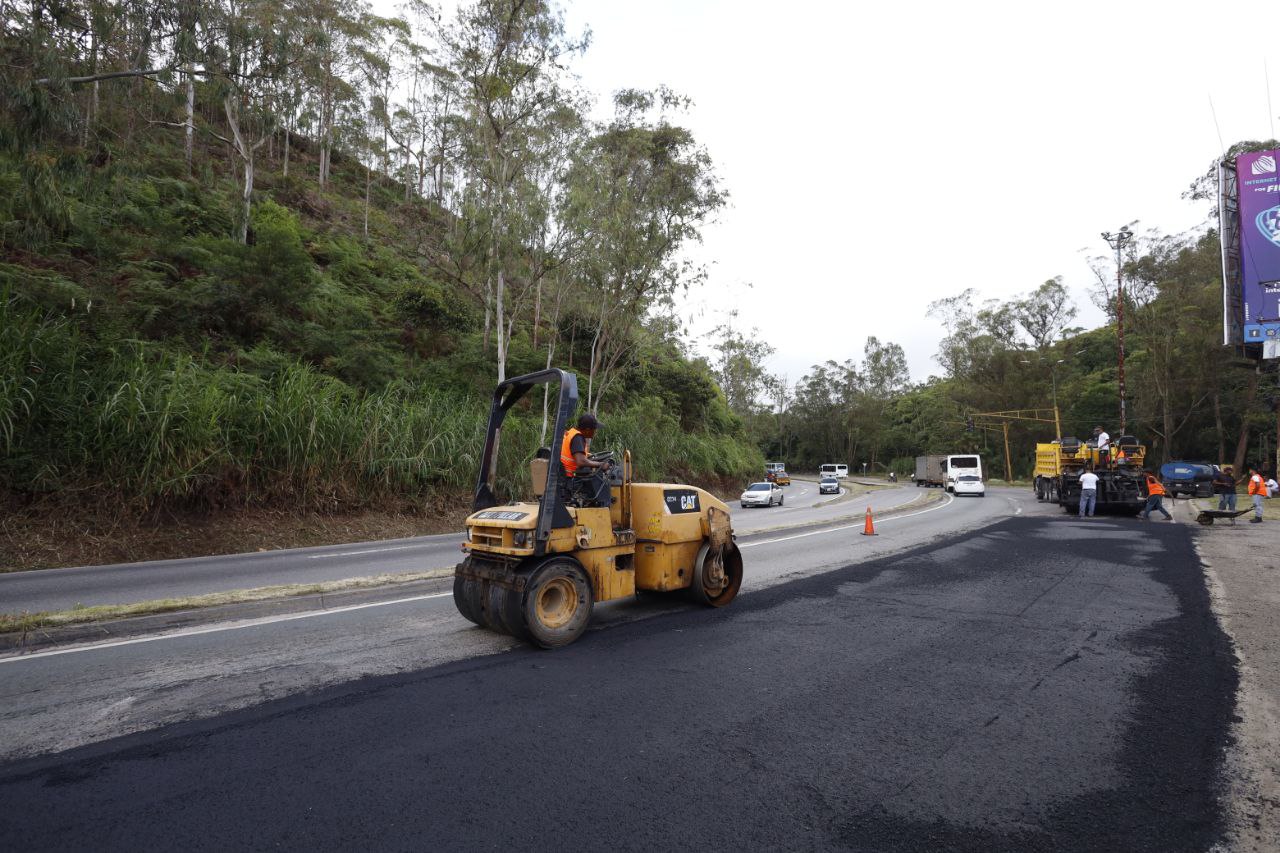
[0,509,1236,851]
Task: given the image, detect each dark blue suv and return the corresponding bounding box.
[1159,461,1215,498]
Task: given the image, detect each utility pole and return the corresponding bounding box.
[1102,226,1134,434]
[1001,422,1012,483]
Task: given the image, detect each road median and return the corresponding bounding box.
[1,569,455,654]
[737,487,947,539]
[807,480,890,508]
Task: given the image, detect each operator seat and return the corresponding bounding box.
[530,447,551,497]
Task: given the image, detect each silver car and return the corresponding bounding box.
[819,477,840,495]
[740,481,784,508]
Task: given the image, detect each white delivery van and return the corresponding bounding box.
[944,454,982,492]
[819,463,849,480]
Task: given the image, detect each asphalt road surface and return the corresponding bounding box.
[0,491,1237,851]
[0,480,915,615]
[0,487,975,761]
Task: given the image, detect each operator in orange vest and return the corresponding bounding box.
[1141,470,1172,521]
[1247,465,1267,524]
[561,412,611,506]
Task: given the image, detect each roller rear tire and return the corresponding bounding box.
[689,542,743,607]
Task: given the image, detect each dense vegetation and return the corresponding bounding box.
[0,0,759,514]
[3,0,1274,531]
[714,144,1280,481]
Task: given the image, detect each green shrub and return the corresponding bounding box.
[0,295,760,510]
[0,262,90,314]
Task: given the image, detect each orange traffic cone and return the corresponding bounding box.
[861,506,877,536]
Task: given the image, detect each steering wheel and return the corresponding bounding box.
[587,450,616,472]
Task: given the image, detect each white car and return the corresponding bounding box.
[740,481,784,508]
[818,477,840,495]
[953,474,985,497]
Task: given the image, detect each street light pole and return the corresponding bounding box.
[1020,356,1065,439]
[1050,359,1063,440]
[1102,226,1133,435]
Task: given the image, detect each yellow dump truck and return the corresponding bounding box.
[1032,435,1148,514]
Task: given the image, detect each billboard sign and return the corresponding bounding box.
[1235,150,1280,343]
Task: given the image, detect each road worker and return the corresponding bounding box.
[1141,470,1172,521]
[1078,466,1099,518]
[1213,466,1237,512]
[561,412,612,507]
[1092,426,1111,468]
[1247,466,1267,523]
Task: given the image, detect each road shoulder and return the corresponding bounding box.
[1188,497,1280,852]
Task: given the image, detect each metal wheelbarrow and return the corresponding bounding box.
[1195,508,1251,526]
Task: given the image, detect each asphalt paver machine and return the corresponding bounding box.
[454,369,744,648]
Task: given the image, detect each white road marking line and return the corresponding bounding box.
[0,592,454,664]
[740,494,955,548]
[2,491,983,662]
[306,544,427,559]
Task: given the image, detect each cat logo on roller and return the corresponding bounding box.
[453,369,743,648]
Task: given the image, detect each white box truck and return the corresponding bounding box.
[915,455,946,487]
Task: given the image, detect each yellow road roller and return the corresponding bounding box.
[454,368,744,648]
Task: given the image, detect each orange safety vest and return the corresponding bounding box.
[560,427,587,476]
[1145,475,1165,497]
[1248,474,1266,496]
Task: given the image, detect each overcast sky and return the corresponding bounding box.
[394,1,1277,383]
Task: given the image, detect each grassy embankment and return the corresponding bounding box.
[1,144,760,570]
[1,300,759,569]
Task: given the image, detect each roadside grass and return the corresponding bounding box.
[0,500,470,573]
[0,568,452,635]
[1,302,760,516]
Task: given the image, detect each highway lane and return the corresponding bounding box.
[0,487,1001,763]
[0,480,924,615]
[0,489,1235,850]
